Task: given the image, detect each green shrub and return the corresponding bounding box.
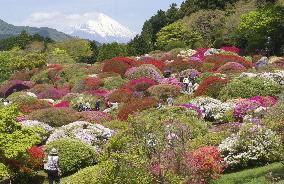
[0,162,11,180]
[30,70,51,84]
[103,120,129,132]
[103,76,127,90]
[45,138,98,176]
[27,108,81,127]
[219,77,283,100]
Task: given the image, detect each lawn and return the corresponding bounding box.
[213,162,284,184]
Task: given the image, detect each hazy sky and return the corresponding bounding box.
[0,0,184,32]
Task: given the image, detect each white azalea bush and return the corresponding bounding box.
[47,121,114,152]
[190,97,233,122]
[240,71,284,86]
[218,123,282,169]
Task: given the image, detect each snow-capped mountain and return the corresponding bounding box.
[66,13,135,43]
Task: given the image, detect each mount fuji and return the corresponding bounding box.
[64,13,136,43]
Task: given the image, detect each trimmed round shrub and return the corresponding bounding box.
[137,59,165,72]
[103,76,127,90]
[122,78,158,92]
[168,60,193,73]
[80,111,113,124]
[219,77,283,100]
[216,62,247,74]
[194,76,228,98]
[147,84,181,99]
[202,54,253,72]
[31,70,51,84]
[27,108,81,127]
[108,89,132,103]
[45,138,98,176]
[125,65,163,82]
[72,77,103,93]
[118,97,157,120]
[102,60,130,76]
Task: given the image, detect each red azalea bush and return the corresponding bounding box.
[111,57,137,67]
[27,146,44,170]
[220,46,240,53]
[147,84,181,99]
[72,77,103,93]
[47,64,63,83]
[117,97,157,120]
[137,59,165,72]
[202,54,253,72]
[20,100,52,113]
[194,76,228,98]
[54,101,70,108]
[216,62,247,74]
[184,146,226,184]
[10,68,39,81]
[87,89,111,98]
[102,60,130,76]
[80,111,113,124]
[108,89,132,103]
[122,78,158,92]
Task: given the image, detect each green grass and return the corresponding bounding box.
[213,162,284,184]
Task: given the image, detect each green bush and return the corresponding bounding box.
[27,108,81,127]
[219,77,283,100]
[0,162,11,180]
[103,76,127,90]
[31,70,51,84]
[45,138,98,176]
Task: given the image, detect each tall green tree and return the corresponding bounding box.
[97,42,127,61]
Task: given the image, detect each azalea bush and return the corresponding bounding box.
[72,77,103,93]
[147,84,181,99]
[117,97,157,120]
[21,120,54,141]
[27,108,81,127]
[216,62,247,74]
[47,121,114,150]
[123,78,157,92]
[45,138,98,176]
[194,76,228,98]
[102,60,130,76]
[137,59,165,72]
[80,111,113,124]
[159,77,183,87]
[0,80,34,98]
[108,89,132,103]
[103,76,127,90]
[27,146,44,170]
[36,86,69,100]
[218,123,282,169]
[125,65,163,82]
[219,77,283,100]
[202,54,253,72]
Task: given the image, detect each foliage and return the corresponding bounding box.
[216,62,246,74]
[156,21,201,50]
[27,108,81,127]
[47,48,75,64]
[103,76,127,90]
[45,138,98,176]
[97,42,128,61]
[237,6,284,55]
[108,89,131,103]
[219,77,283,100]
[48,39,92,62]
[0,48,46,82]
[0,105,41,175]
[194,76,228,98]
[72,77,103,93]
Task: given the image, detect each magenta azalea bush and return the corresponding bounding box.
[160,77,183,87]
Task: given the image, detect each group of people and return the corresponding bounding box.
[179,73,197,93]
[78,99,101,112]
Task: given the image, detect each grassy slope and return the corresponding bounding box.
[213,162,284,184]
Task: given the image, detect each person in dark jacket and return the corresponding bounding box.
[95,99,101,111]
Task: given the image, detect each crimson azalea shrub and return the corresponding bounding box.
[102,60,130,76]
[108,89,132,103]
[202,54,253,72]
[117,97,157,120]
[80,111,113,124]
[216,62,246,74]
[27,146,44,170]
[36,87,69,100]
[194,76,228,98]
[72,77,103,93]
[53,101,70,108]
[97,72,120,79]
[125,65,163,82]
[111,57,137,67]
[27,108,81,127]
[184,146,225,183]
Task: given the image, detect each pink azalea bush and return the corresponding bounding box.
[216,62,246,73]
[37,87,69,100]
[123,78,158,92]
[160,77,183,87]
[80,111,113,124]
[220,46,240,53]
[54,101,70,108]
[125,65,163,82]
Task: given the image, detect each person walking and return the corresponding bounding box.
[95,99,101,111]
[46,148,60,184]
[167,96,174,106]
[183,77,190,92]
[85,101,91,111]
